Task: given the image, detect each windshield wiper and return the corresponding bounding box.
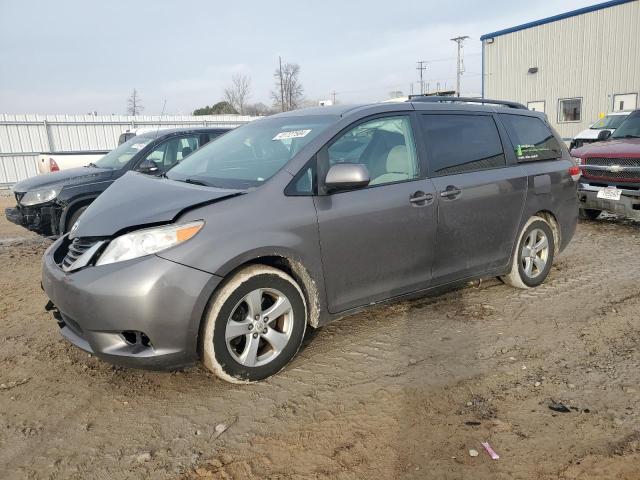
[617,134,640,139]
[182,178,210,187]
[86,162,99,168]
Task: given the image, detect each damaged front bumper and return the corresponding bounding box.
[41,236,222,370]
[4,203,60,235]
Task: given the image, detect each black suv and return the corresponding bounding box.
[6,127,231,236]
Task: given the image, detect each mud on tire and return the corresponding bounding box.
[201,265,307,383]
[501,216,556,289]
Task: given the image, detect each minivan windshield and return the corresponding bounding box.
[94,135,155,169]
[166,115,335,189]
[590,114,628,130]
[611,113,640,139]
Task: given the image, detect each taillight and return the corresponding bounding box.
[568,165,581,182]
[49,158,59,172]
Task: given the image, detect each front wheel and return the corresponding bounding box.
[501,216,555,289]
[201,265,307,383]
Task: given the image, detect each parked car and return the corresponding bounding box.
[38,128,181,174]
[37,151,109,174]
[573,109,640,219]
[6,127,231,236]
[41,97,578,382]
[569,111,630,151]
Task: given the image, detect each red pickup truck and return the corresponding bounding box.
[573,109,640,219]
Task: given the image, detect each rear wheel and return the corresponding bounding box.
[201,265,307,383]
[579,208,602,220]
[501,216,555,289]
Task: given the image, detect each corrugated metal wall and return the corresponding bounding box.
[483,0,640,140]
[0,114,257,187]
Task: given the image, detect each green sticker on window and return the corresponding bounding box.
[515,144,549,160]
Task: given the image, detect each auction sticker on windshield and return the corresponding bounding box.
[597,186,622,201]
[273,129,311,141]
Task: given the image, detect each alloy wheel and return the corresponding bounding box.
[520,228,549,279]
[225,288,294,367]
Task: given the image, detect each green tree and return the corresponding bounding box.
[193,101,238,115]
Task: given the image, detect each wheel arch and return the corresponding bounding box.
[195,253,323,360]
[59,196,97,233]
[534,210,561,256]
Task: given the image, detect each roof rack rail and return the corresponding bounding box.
[407,95,527,110]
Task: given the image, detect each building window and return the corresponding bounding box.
[613,93,638,112]
[558,98,582,123]
[527,101,545,113]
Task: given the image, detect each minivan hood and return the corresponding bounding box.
[573,138,640,158]
[13,167,113,193]
[73,171,243,237]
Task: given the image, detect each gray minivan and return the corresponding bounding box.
[42,97,579,383]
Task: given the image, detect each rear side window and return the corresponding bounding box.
[419,114,505,176]
[499,114,562,162]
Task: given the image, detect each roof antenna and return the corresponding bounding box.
[155,99,167,139]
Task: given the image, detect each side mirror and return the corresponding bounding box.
[325,163,370,191]
[597,130,612,141]
[138,159,159,174]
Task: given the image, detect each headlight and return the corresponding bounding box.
[96,221,204,266]
[20,187,61,206]
[571,156,583,166]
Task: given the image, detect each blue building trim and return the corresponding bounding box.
[480,0,636,41]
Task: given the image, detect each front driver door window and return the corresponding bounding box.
[314,114,437,313]
[141,135,200,172]
[327,116,420,186]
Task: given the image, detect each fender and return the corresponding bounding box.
[57,194,100,234]
[209,246,327,328]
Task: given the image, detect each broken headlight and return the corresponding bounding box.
[20,187,61,206]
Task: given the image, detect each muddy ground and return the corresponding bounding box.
[0,194,639,479]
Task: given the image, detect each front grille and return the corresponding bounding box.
[582,157,640,183]
[61,237,100,269]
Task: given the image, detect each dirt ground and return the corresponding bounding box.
[1,193,639,479]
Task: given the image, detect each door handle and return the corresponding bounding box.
[409,191,434,205]
[440,186,462,198]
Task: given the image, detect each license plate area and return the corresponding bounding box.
[597,187,622,201]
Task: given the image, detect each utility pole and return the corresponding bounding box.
[416,61,427,95]
[331,91,337,104]
[450,36,469,97]
[279,56,285,112]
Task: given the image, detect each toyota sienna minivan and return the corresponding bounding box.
[42,97,579,383]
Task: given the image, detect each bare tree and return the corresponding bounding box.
[224,74,251,115]
[271,61,304,112]
[127,89,144,116]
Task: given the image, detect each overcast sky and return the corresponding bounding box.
[0,0,598,115]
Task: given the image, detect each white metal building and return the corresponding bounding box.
[482,0,640,140]
[0,114,256,187]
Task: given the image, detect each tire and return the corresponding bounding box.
[579,208,602,220]
[201,265,307,383]
[66,206,88,233]
[501,216,556,289]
